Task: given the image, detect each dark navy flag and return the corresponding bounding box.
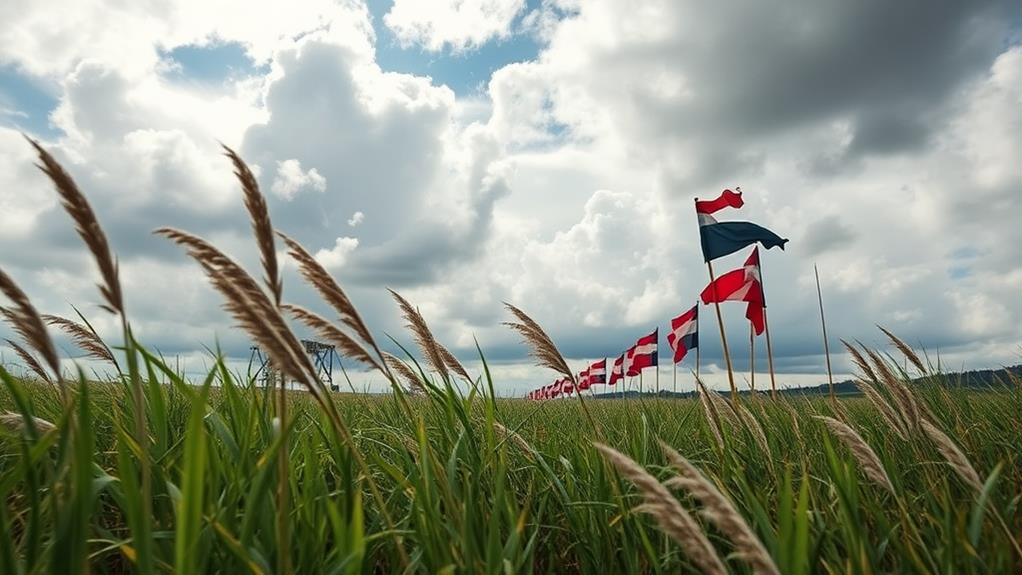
[695,189,787,262]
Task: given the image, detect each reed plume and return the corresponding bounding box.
[503,302,574,382]
[27,137,123,315]
[43,314,118,368]
[384,352,426,393]
[920,419,982,492]
[5,338,52,383]
[594,443,726,574]
[736,403,770,457]
[281,304,384,375]
[843,340,878,383]
[815,416,895,495]
[660,442,779,575]
[389,289,448,380]
[438,342,472,384]
[696,379,725,450]
[856,379,908,440]
[0,273,60,379]
[877,325,926,375]
[0,411,56,434]
[493,421,536,461]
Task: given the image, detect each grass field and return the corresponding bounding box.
[1,140,1021,573]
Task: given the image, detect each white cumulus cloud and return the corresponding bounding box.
[271,159,327,200]
[385,0,527,52]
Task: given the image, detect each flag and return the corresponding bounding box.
[588,359,607,385]
[627,329,658,376]
[667,305,699,364]
[701,247,766,335]
[551,380,561,398]
[609,354,624,385]
[561,376,574,395]
[697,189,787,262]
[577,368,591,391]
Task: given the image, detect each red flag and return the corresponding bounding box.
[609,354,624,385]
[666,305,699,364]
[627,329,658,375]
[700,247,765,335]
[695,188,743,216]
[588,359,607,385]
[577,368,591,390]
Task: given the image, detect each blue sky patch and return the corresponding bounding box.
[0,66,60,137]
[160,41,269,85]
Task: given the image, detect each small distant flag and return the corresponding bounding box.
[577,368,591,391]
[609,354,625,385]
[627,329,658,376]
[696,188,788,262]
[588,359,607,385]
[561,377,574,395]
[667,305,698,364]
[701,247,766,334]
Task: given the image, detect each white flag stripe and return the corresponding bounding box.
[633,342,657,355]
[670,320,697,345]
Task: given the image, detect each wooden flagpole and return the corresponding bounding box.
[815,264,835,404]
[750,323,756,393]
[707,259,738,400]
[639,370,644,395]
[673,361,677,394]
[755,247,778,399]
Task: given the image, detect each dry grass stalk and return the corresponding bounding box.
[842,340,878,383]
[28,138,123,315]
[856,379,908,441]
[384,353,425,393]
[920,419,983,492]
[5,339,52,383]
[0,411,56,434]
[223,145,282,306]
[594,443,726,574]
[696,379,725,450]
[0,274,60,378]
[281,304,384,375]
[42,314,118,368]
[493,421,536,461]
[438,342,473,384]
[389,290,449,380]
[660,442,779,575]
[815,416,895,494]
[736,403,770,456]
[502,302,574,383]
[868,348,922,428]
[156,228,320,396]
[877,325,926,375]
[277,233,377,351]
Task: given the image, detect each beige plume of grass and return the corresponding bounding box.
[0,411,56,434]
[155,228,319,395]
[736,403,770,457]
[660,441,779,575]
[594,443,726,575]
[389,290,449,380]
[27,138,123,316]
[384,353,426,394]
[222,145,282,306]
[696,379,725,450]
[867,348,922,429]
[843,340,878,383]
[280,304,384,375]
[920,419,982,492]
[438,342,473,385]
[0,273,60,380]
[42,314,118,368]
[815,416,895,495]
[5,338,53,383]
[856,379,908,441]
[877,325,926,375]
[493,421,536,461]
[502,302,574,383]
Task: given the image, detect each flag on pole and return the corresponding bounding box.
[697,189,787,262]
[588,359,607,385]
[561,376,574,395]
[577,368,591,391]
[628,329,658,375]
[609,354,624,385]
[700,247,766,334]
[625,345,638,377]
[667,305,699,364]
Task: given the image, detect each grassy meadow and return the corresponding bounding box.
[1,140,1021,573]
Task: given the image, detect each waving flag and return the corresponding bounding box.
[667,305,699,364]
[577,368,591,391]
[627,329,658,376]
[560,376,574,395]
[588,359,607,385]
[609,354,624,385]
[701,247,766,334]
[696,189,787,262]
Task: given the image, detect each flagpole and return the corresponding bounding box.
[706,258,738,400]
[815,264,835,405]
[673,361,677,394]
[639,370,644,395]
[750,322,756,393]
[756,248,778,400]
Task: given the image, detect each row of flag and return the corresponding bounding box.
[526,188,788,400]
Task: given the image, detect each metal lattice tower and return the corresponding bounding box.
[248,339,340,391]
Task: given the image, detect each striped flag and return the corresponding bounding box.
[626,329,657,376]
[701,247,766,335]
[588,359,607,385]
[609,354,624,385]
[697,188,787,262]
[667,305,698,364]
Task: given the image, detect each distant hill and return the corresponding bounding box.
[589,365,1022,400]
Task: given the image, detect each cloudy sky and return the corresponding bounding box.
[1,0,1020,394]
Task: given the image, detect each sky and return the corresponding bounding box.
[1,0,1021,395]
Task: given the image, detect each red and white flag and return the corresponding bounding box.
[700,247,765,334]
[627,329,658,376]
[588,359,607,385]
[577,368,591,391]
[666,305,699,364]
[560,377,574,395]
[609,354,625,385]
